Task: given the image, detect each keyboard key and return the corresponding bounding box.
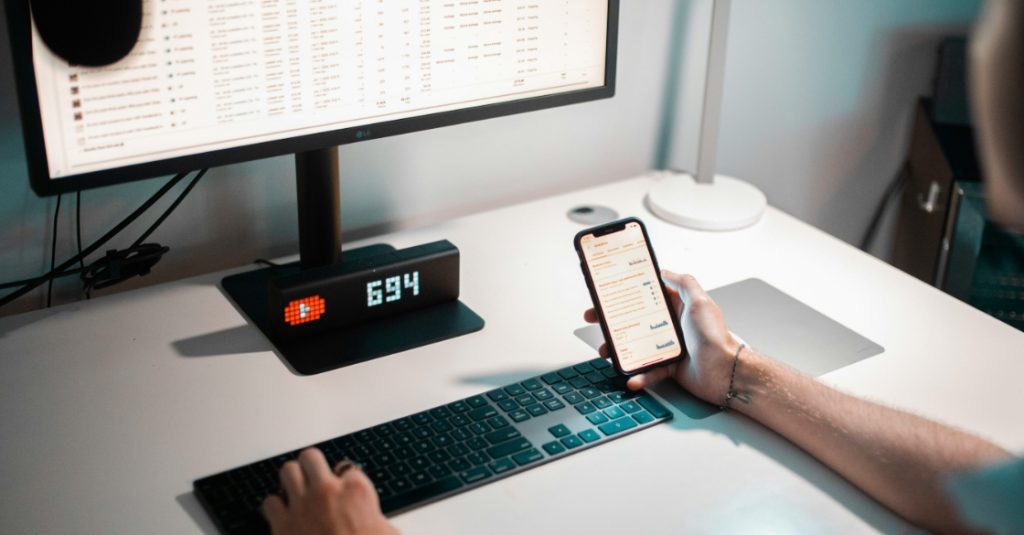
[541,372,562,385]
[533,389,554,401]
[393,460,416,475]
[601,367,619,378]
[593,397,613,409]
[448,457,471,472]
[512,448,544,466]
[560,435,584,449]
[431,435,452,448]
[592,359,612,370]
[411,427,432,440]
[578,429,600,443]
[430,407,452,420]
[449,428,471,442]
[573,363,595,374]
[487,437,532,459]
[467,437,489,451]
[603,406,625,420]
[620,401,642,414]
[446,444,469,457]
[564,392,585,404]
[428,450,451,464]
[574,402,596,415]
[635,394,673,419]
[413,441,434,455]
[409,471,432,487]
[487,389,508,401]
[486,415,510,429]
[489,457,516,474]
[548,424,571,438]
[608,392,628,403]
[395,447,415,460]
[569,377,589,389]
[412,412,432,426]
[552,383,572,395]
[586,412,609,425]
[373,423,396,436]
[388,477,412,494]
[409,456,430,471]
[504,384,525,396]
[526,404,548,417]
[543,399,566,411]
[485,427,521,445]
[633,411,655,424]
[465,396,488,408]
[448,400,471,413]
[428,464,452,479]
[468,406,498,421]
[514,394,535,406]
[467,452,489,466]
[580,387,602,399]
[584,371,605,384]
[521,378,543,391]
[394,432,414,445]
[542,441,566,455]
[508,409,530,422]
[430,420,453,434]
[497,399,518,412]
[449,414,470,427]
[459,466,492,484]
[557,367,579,379]
[379,476,463,515]
[393,418,414,432]
[598,417,638,436]
[469,422,490,435]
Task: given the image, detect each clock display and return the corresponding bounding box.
[367,271,420,307]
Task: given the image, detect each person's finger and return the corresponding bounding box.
[661,280,683,316]
[297,448,332,486]
[338,464,384,508]
[662,271,706,299]
[583,308,598,324]
[261,494,287,530]
[625,364,675,391]
[279,460,305,501]
[598,343,608,358]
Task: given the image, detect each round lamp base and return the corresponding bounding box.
[646,173,766,230]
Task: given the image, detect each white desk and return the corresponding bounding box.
[2,174,1022,534]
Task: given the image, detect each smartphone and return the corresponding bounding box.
[574,217,685,375]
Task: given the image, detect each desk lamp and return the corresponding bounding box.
[647,0,766,230]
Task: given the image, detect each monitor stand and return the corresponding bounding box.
[221,147,484,375]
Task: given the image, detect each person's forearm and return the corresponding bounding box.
[729,349,1012,534]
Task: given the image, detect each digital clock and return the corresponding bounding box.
[267,240,461,340]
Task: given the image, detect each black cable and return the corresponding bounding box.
[132,168,206,247]
[76,190,91,299]
[861,164,907,252]
[0,268,84,291]
[0,171,189,309]
[47,194,62,308]
[79,168,206,294]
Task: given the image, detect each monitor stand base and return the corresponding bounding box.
[646,173,766,231]
[221,243,485,376]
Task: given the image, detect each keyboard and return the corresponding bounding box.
[194,358,673,534]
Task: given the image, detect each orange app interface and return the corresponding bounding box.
[581,222,681,372]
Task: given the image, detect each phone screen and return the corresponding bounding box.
[579,221,682,373]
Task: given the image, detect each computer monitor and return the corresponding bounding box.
[5,0,619,372]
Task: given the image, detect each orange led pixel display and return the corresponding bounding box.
[283,296,326,326]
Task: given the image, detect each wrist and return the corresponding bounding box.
[725,347,773,415]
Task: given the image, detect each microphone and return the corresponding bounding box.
[30,0,142,66]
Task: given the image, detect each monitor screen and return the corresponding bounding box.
[9,0,616,194]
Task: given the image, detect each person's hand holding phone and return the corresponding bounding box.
[584,271,743,405]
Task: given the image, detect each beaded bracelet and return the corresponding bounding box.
[720,343,747,411]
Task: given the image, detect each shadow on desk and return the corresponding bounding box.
[172,325,274,357]
[653,382,905,533]
[177,492,219,535]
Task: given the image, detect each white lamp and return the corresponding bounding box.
[647,0,766,231]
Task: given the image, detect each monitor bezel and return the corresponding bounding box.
[5,0,619,197]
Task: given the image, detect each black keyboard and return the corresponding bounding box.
[194,358,673,534]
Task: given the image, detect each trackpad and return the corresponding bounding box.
[573,278,884,419]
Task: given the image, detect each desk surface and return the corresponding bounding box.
[2,174,1022,534]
